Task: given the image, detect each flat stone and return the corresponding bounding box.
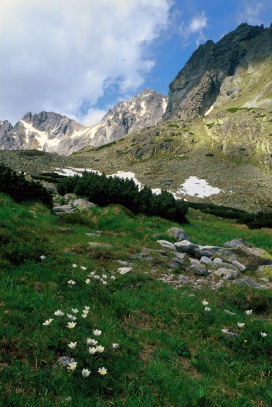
[68,199,96,210]
[187,263,209,276]
[88,242,114,249]
[213,258,223,263]
[157,240,177,251]
[232,276,267,290]
[232,260,246,271]
[118,267,133,274]
[54,205,74,214]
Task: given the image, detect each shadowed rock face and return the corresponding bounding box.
[163,23,272,120]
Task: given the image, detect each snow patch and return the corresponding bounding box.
[175,176,221,198]
[21,120,60,148]
[204,105,214,116]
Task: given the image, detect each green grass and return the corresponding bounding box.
[1,193,272,406]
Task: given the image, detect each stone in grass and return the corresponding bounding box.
[68,199,96,210]
[88,242,114,249]
[166,227,190,241]
[174,240,198,254]
[257,264,272,277]
[213,268,240,280]
[156,240,177,252]
[223,238,252,249]
[118,267,133,275]
[187,263,209,276]
[232,276,267,290]
[200,256,213,264]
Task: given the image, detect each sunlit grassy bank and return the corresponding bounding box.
[0,193,271,406]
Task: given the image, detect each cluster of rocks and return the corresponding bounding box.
[51,193,96,215]
[156,227,272,290]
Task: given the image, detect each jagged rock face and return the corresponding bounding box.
[164,23,272,120]
[0,89,167,154]
[89,89,168,147]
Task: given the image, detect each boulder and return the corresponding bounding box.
[174,240,198,254]
[256,264,272,277]
[223,238,252,248]
[187,263,209,276]
[213,246,272,269]
[166,227,189,241]
[54,205,74,215]
[200,256,213,264]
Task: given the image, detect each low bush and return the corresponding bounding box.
[0,164,53,209]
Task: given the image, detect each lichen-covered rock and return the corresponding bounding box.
[223,238,252,248]
[213,268,240,280]
[68,199,96,210]
[166,227,189,241]
[174,240,198,254]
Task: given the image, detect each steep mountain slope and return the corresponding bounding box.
[0,89,167,154]
[163,23,272,120]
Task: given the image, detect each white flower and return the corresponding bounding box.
[80,266,87,270]
[68,342,77,349]
[237,323,245,328]
[205,307,211,312]
[68,280,76,285]
[98,367,107,376]
[87,338,97,345]
[96,345,104,353]
[261,332,268,337]
[102,281,108,285]
[112,343,119,349]
[221,329,228,334]
[245,310,252,315]
[110,276,116,280]
[93,329,102,336]
[67,314,77,321]
[40,255,46,260]
[67,361,77,371]
[85,279,90,284]
[43,318,53,326]
[88,347,97,354]
[84,306,90,311]
[89,271,95,276]
[54,310,64,316]
[202,300,209,306]
[94,275,100,280]
[72,308,79,313]
[82,314,87,318]
[72,264,77,268]
[82,368,91,377]
[102,274,107,279]
[67,322,77,329]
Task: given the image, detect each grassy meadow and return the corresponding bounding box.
[0,193,272,406]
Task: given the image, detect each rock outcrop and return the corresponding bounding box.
[163,23,272,120]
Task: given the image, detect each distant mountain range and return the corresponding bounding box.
[0,89,167,155]
[0,23,271,212]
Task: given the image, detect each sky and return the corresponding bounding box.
[0,0,271,126]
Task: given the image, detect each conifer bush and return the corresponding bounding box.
[0,164,53,210]
[57,171,188,223]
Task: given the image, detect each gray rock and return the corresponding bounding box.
[177,275,190,284]
[213,258,223,263]
[201,256,213,264]
[232,276,267,289]
[214,246,272,269]
[118,267,133,275]
[187,263,209,276]
[208,261,239,271]
[213,268,240,280]
[88,242,114,249]
[198,245,221,255]
[44,185,58,195]
[174,240,198,254]
[156,240,177,251]
[223,238,252,248]
[232,260,246,271]
[166,227,189,241]
[68,199,96,210]
[257,265,272,274]
[54,205,74,214]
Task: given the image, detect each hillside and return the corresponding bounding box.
[1,190,272,406]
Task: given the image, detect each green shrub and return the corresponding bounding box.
[57,171,188,224]
[0,164,53,210]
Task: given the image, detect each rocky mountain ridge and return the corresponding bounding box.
[0,89,167,155]
[163,23,272,120]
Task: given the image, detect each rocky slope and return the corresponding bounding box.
[163,23,272,120]
[0,89,167,155]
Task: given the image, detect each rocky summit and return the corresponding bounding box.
[0,89,167,155]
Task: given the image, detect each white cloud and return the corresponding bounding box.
[0,0,170,124]
[237,1,264,25]
[82,108,107,126]
[178,10,208,46]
